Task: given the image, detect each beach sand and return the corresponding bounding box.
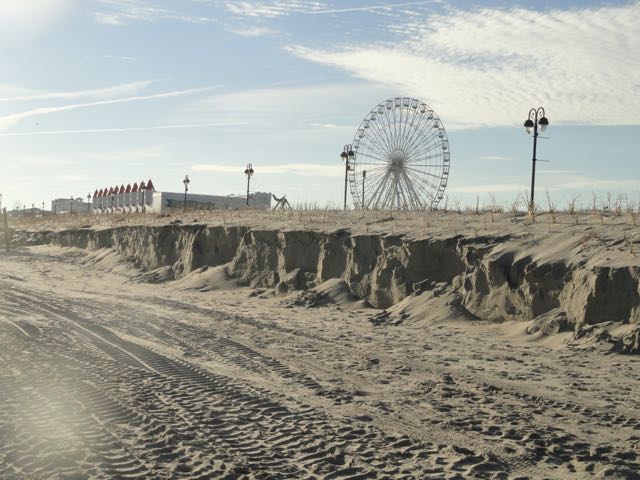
[1,210,639,479]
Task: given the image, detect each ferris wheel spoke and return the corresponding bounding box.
[364,168,389,182]
[367,167,390,201]
[399,107,420,153]
[368,115,395,155]
[380,111,398,154]
[363,122,393,159]
[355,150,391,166]
[381,172,397,209]
[405,149,443,165]
[401,113,433,155]
[398,171,417,209]
[363,172,388,198]
[404,165,445,180]
[397,111,410,152]
[409,180,436,208]
[360,133,393,161]
[383,109,397,152]
[405,117,441,159]
[401,125,424,158]
[407,125,444,161]
[404,165,440,192]
[399,171,424,209]
[386,174,400,209]
[398,172,413,208]
[408,171,433,208]
[392,104,403,151]
[412,174,440,201]
[371,170,392,209]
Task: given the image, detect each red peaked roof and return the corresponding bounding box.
[97,189,103,197]
[107,187,113,195]
[125,184,132,193]
[146,179,154,191]
[132,183,138,192]
[93,190,98,197]
[139,180,146,189]
[119,185,125,194]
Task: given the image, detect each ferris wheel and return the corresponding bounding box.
[348,97,450,210]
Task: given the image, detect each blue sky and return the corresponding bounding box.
[1,0,638,211]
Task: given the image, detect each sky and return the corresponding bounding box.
[0,0,638,211]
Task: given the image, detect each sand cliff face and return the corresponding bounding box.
[25,224,640,329]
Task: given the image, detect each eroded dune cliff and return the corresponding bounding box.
[22,221,640,334]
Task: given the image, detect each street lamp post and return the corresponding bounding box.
[183,175,190,212]
[87,193,91,214]
[362,170,367,210]
[524,107,549,214]
[70,196,73,214]
[244,164,254,207]
[340,144,355,210]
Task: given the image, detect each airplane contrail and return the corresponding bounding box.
[305,1,432,15]
[0,122,245,137]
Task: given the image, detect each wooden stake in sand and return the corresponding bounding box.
[3,207,10,252]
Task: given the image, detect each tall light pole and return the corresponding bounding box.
[340,144,355,210]
[70,196,73,214]
[183,175,190,212]
[362,170,366,210]
[87,193,91,213]
[244,164,254,207]
[524,107,549,214]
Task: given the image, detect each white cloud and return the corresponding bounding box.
[0,80,156,102]
[196,82,388,123]
[94,0,218,25]
[286,2,640,128]
[225,25,280,37]
[223,1,326,18]
[104,54,137,63]
[192,162,342,177]
[0,87,216,129]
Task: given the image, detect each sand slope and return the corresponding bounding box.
[0,243,639,479]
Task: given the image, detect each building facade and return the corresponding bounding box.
[91,180,271,213]
[52,197,92,214]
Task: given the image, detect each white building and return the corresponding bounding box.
[52,197,91,214]
[91,180,271,214]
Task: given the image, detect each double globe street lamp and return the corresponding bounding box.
[524,107,549,214]
[244,164,254,207]
[340,145,355,210]
[183,175,190,212]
